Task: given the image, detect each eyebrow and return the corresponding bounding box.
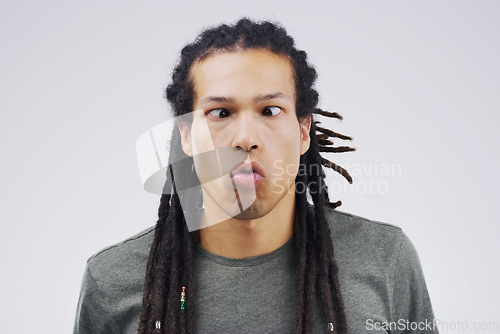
[198,92,292,106]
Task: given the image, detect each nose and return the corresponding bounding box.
[232,112,260,152]
[237,144,258,152]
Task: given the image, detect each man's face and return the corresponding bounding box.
[180,48,311,221]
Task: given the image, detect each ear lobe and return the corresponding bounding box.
[178,122,193,157]
[300,115,312,155]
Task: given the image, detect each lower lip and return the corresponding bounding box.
[231,172,264,189]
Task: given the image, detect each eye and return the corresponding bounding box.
[207,108,230,119]
[262,106,282,117]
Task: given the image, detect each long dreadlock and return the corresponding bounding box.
[138,18,355,334]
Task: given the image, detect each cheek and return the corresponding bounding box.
[273,123,301,153]
[191,117,215,155]
[267,126,302,177]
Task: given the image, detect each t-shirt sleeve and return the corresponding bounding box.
[389,231,439,334]
[73,265,119,334]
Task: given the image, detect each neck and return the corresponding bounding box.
[198,186,296,258]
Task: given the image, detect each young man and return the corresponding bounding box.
[74,18,438,334]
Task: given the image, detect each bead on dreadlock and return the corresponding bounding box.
[180,286,186,310]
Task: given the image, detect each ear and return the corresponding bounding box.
[299,115,312,155]
[177,121,193,157]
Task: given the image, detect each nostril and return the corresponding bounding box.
[236,145,258,152]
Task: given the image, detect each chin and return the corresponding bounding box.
[231,201,270,220]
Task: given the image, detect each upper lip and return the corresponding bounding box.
[230,161,265,177]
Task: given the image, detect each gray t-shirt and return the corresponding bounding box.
[73,208,438,333]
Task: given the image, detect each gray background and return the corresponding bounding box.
[1,1,498,333]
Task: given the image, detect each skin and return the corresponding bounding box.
[179,48,311,258]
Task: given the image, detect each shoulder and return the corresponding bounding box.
[321,206,410,269]
[85,226,155,287]
[317,207,437,327]
[323,206,404,246]
[75,226,156,333]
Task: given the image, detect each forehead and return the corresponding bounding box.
[189,49,296,106]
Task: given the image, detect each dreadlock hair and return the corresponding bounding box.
[138,18,355,334]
